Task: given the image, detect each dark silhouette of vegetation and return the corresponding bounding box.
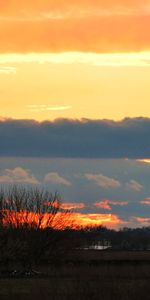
[1,186,150,276]
[0,186,74,271]
[1,186,150,299]
[73,225,150,251]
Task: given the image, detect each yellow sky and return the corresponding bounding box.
[1,52,150,121]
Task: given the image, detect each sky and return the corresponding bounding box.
[1,0,150,228]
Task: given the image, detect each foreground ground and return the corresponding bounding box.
[1,251,150,300]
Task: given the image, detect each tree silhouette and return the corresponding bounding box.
[0,186,72,271]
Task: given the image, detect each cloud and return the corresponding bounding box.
[70,212,126,228]
[1,117,150,158]
[137,159,150,164]
[61,202,85,210]
[27,105,72,112]
[126,180,143,191]
[131,217,150,224]
[85,173,121,188]
[1,52,150,67]
[0,66,16,74]
[109,201,128,206]
[0,167,39,184]
[140,198,150,205]
[44,172,71,186]
[94,199,128,210]
[94,200,112,210]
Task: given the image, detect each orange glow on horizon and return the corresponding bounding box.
[1,210,124,229]
[70,212,124,228]
[137,159,150,164]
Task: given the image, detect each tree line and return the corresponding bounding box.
[0,186,150,272]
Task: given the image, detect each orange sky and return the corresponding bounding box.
[0,0,150,53]
[0,0,149,53]
[1,16,150,53]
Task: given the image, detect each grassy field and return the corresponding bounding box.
[1,251,150,300]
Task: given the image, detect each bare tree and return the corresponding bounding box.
[0,186,71,228]
[0,186,73,271]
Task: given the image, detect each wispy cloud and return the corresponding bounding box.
[94,199,128,210]
[44,172,71,186]
[27,104,72,112]
[94,200,112,210]
[0,167,39,185]
[126,180,143,191]
[85,173,121,189]
[1,52,150,67]
[61,202,85,210]
[140,198,150,205]
[131,217,150,224]
[0,66,16,74]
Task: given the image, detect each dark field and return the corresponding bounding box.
[1,251,150,300]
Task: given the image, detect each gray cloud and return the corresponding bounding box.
[126,180,143,191]
[0,167,39,184]
[44,172,71,186]
[1,117,150,158]
[85,173,121,188]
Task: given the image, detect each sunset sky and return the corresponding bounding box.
[1,0,150,228]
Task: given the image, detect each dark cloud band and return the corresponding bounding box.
[1,117,150,158]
